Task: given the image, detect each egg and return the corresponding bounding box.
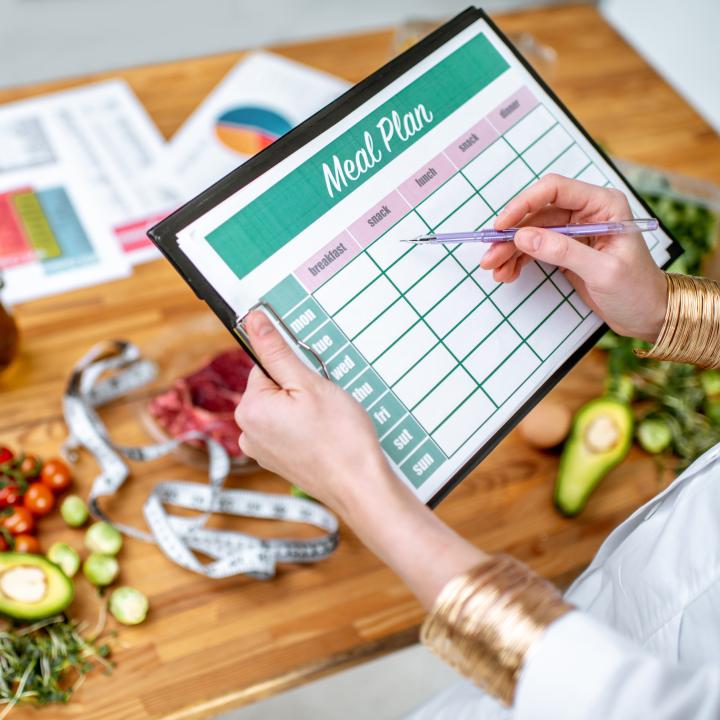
[518,401,572,449]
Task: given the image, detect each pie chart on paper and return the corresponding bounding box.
[214,106,293,155]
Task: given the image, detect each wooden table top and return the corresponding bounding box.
[2,5,719,719]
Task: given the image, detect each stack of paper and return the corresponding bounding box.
[0,53,348,304]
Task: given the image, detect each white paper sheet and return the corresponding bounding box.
[171,19,676,503]
[145,52,349,201]
[0,80,182,265]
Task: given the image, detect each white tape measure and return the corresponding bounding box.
[62,341,339,579]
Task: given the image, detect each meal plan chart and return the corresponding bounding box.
[172,17,675,503]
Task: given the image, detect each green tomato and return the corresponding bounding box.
[109,586,149,625]
[637,418,672,454]
[47,542,81,578]
[83,553,119,587]
[85,521,122,556]
[60,495,89,528]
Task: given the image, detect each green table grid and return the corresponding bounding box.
[267,273,448,484]
[263,94,617,472]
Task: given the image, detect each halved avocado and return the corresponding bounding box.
[554,398,634,516]
[0,552,74,621]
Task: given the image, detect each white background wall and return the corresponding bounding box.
[603,0,720,133]
[2,1,717,131]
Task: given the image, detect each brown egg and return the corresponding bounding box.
[518,401,572,449]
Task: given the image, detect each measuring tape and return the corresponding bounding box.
[62,340,339,579]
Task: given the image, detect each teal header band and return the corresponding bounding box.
[206,33,508,279]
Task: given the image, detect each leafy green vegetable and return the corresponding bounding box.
[0,615,111,716]
[595,187,720,472]
[643,192,717,275]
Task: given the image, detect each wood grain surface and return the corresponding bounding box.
[1,5,719,719]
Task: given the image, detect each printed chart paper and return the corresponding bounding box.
[0,165,129,305]
[171,18,676,503]
[0,80,181,265]
[146,52,349,201]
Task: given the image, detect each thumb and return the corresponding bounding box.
[514,227,610,281]
[244,310,313,388]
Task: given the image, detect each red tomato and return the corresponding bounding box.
[40,458,72,493]
[13,534,40,554]
[19,455,42,479]
[24,483,54,516]
[0,483,23,507]
[0,535,7,551]
[3,507,34,535]
[0,447,13,465]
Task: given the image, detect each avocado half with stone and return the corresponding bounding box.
[0,552,74,621]
[554,398,634,516]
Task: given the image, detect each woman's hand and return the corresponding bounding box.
[234,311,484,607]
[480,174,667,343]
[234,310,392,517]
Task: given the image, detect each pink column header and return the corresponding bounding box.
[487,87,538,134]
[348,190,411,248]
[444,119,498,169]
[397,153,455,207]
[294,231,360,292]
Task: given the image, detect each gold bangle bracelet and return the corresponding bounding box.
[420,555,572,706]
[635,273,720,368]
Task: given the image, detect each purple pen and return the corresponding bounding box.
[401,218,659,244]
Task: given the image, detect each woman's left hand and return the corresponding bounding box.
[234,310,392,518]
[234,310,485,607]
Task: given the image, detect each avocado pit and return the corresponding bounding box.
[583,415,621,454]
[0,565,48,604]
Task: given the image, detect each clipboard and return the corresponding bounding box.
[148,6,682,507]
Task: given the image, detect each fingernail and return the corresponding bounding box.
[516,228,541,251]
[251,312,273,336]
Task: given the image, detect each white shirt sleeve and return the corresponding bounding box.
[514,611,720,720]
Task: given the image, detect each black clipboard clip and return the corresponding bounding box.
[234,301,329,380]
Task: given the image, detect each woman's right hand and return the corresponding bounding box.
[480,174,668,343]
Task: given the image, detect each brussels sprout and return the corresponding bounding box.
[47,542,81,578]
[109,586,149,625]
[83,553,119,587]
[85,522,122,556]
[637,418,672,454]
[60,495,88,528]
[700,370,720,398]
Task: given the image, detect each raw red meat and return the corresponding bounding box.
[149,348,254,457]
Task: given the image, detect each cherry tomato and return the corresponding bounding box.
[19,454,42,479]
[0,535,7,551]
[0,483,23,507]
[40,458,72,493]
[24,483,54,516]
[0,447,13,465]
[3,507,34,535]
[13,534,40,554]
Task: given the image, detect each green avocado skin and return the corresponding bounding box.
[0,552,74,621]
[554,398,634,517]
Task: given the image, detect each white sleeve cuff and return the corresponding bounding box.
[514,610,720,720]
